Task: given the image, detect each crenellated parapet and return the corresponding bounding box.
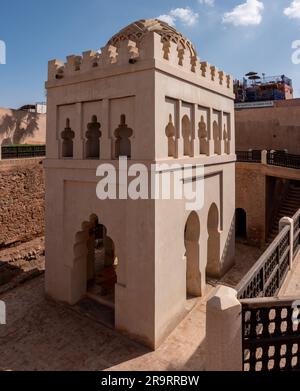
[47,19,233,96]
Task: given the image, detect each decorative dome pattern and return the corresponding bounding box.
[106,19,197,58]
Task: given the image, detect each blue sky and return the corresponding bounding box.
[0,0,299,108]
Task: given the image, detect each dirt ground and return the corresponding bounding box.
[0,237,45,295]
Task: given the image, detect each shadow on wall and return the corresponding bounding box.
[0,112,39,145]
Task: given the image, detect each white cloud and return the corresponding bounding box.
[199,0,215,6]
[158,7,199,27]
[222,0,264,26]
[284,1,300,19]
[158,14,176,27]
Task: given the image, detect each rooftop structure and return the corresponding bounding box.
[234,72,293,108]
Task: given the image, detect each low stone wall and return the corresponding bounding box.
[0,158,45,248]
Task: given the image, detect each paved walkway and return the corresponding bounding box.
[0,276,209,371]
[1,242,297,372]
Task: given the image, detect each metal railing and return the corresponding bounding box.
[237,150,300,170]
[241,297,300,372]
[237,209,300,371]
[293,210,300,257]
[267,151,300,170]
[236,150,262,163]
[237,226,291,300]
[1,145,46,160]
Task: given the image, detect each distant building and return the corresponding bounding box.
[234,72,293,110]
[19,102,47,114]
[0,106,46,146]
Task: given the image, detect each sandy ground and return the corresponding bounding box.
[0,237,45,294]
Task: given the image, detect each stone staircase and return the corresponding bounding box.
[268,185,300,242]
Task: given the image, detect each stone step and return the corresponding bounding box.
[268,187,300,241]
[279,209,298,216]
[284,199,300,205]
[279,207,298,213]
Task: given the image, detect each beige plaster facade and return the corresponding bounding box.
[44,19,236,348]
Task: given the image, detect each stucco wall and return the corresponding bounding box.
[44,26,236,349]
[0,158,45,248]
[236,163,266,246]
[236,99,300,154]
[0,107,46,146]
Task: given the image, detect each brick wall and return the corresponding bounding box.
[0,158,45,248]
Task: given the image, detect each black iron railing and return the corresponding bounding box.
[236,209,300,372]
[236,150,262,163]
[1,145,46,159]
[241,298,300,372]
[237,226,291,299]
[237,150,300,170]
[267,151,300,170]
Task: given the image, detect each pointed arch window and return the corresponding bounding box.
[115,115,133,159]
[165,114,176,158]
[61,118,75,158]
[86,115,102,159]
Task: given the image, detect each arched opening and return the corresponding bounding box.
[182,115,192,157]
[223,124,230,154]
[184,212,202,298]
[165,114,176,158]
[235,208,247,239]
[85,115,102,159]
[61,118,75,158]
[206,203,221,278]
[115,114,133,159]
[85,216,118,309]
[198,116,209,155]
[213,121,221,155]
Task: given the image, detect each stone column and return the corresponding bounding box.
[74,102,83,159]
[262,150,268,165]
[219,111,225,155]
[101,99,112,160]
[0,301,6,325]
[279,217,294,269]
[207,107,214,156]
[206,285,243,371]
[191,104,197,157]
[176,100,184,158]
